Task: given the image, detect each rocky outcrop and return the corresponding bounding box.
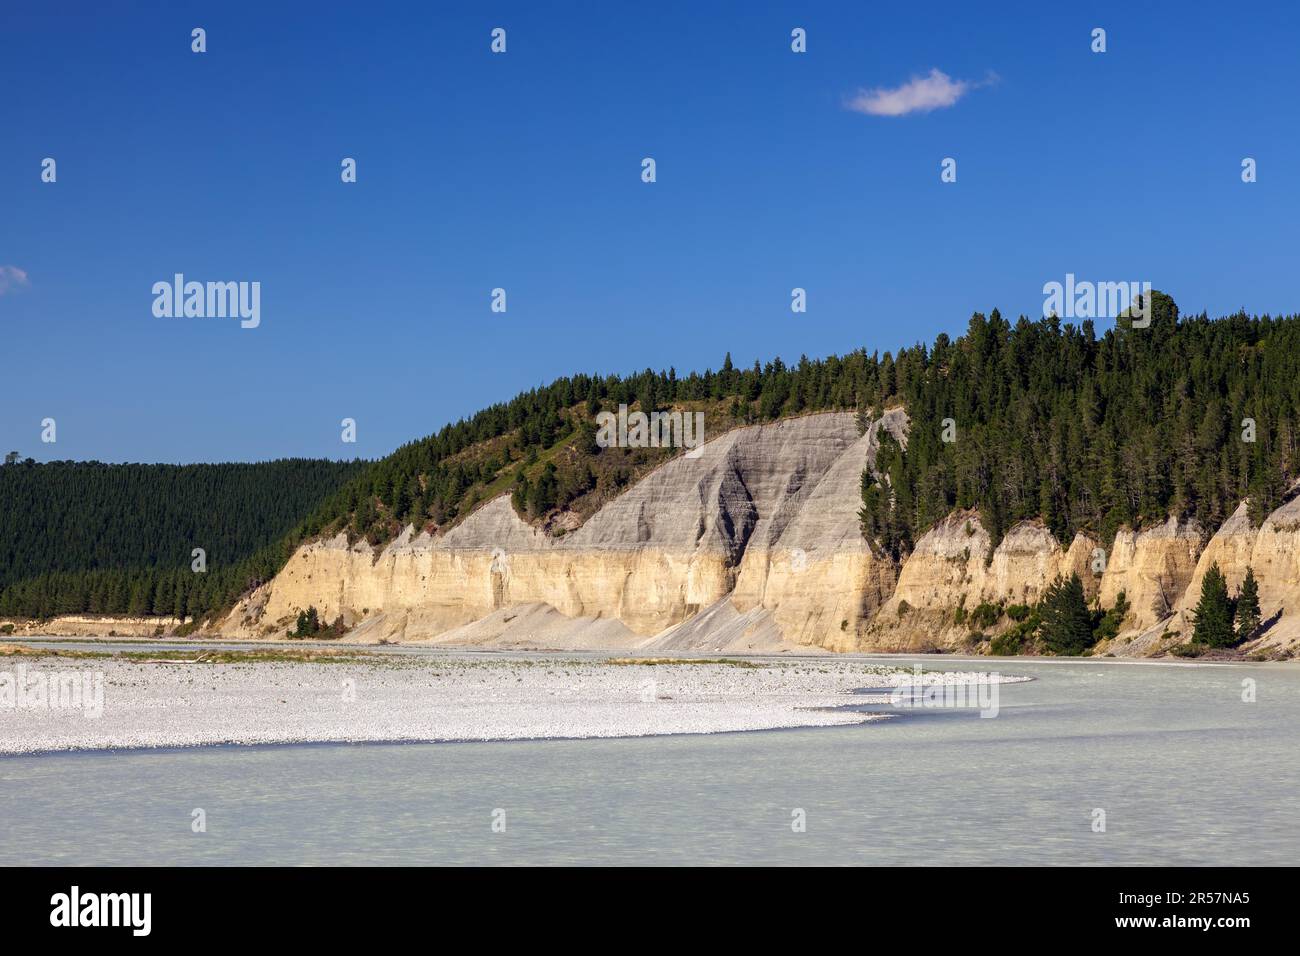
[225,410,908,650]
[878,514,1095,613]
[220,410,1299,658]
[1096,516,1205,633]
[1138,492,1300,656]
[863,513,1098,649]
[1238,492,1300,650]
[730,412,903,650]
[1,615,188,638]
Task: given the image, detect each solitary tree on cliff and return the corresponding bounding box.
[1191,563,1235,648]
[1235,566,1261,641]
[1039,573,1094,655]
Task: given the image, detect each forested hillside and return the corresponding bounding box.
[298,292,1298,561]
[0,459,364,620]
[4,291,1298,623]
[860,292,1297,557]
[289,350,880,549]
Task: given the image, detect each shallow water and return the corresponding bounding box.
[2,656,1295,865]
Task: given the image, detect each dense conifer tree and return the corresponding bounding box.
[1192,563,1235,648]
[1039,573,1094,655]
[1235,567,1262,640]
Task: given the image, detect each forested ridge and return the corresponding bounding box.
[0,459,364,620]
[4,292,1298,623]
[304,292,1299,560]
[860,292,1297,558]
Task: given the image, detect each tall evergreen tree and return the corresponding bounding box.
[1039,573,1095,655]
[1235,566,1262,641]
[1192,563,1235,648]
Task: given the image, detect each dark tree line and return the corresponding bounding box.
[321,350,881,543]
[859,293,1298,557]
[335,293,1300,563]
[0,459,364,619]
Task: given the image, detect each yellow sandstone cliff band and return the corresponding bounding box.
[220,410,1300,656]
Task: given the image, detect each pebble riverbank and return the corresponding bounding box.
[0,652,1028,754]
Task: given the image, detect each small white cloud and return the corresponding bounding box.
[0,265,30,296]
[846,68,991,117]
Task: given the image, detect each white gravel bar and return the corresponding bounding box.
[0,653,1028,754]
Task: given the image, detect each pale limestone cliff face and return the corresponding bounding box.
[1238,493,1300,649]
[1141,492,1300,655]
[1097,517,1204,633]
[221,408,1299,657]
[1174,503,1256,620]
[2,615,188,638]
[226,410,907,649]
[864,513,1099,649]
[731,411,904,651]
[884,511,990,615]
[881,514,1097,615]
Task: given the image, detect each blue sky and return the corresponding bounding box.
[3,1,1298,463]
